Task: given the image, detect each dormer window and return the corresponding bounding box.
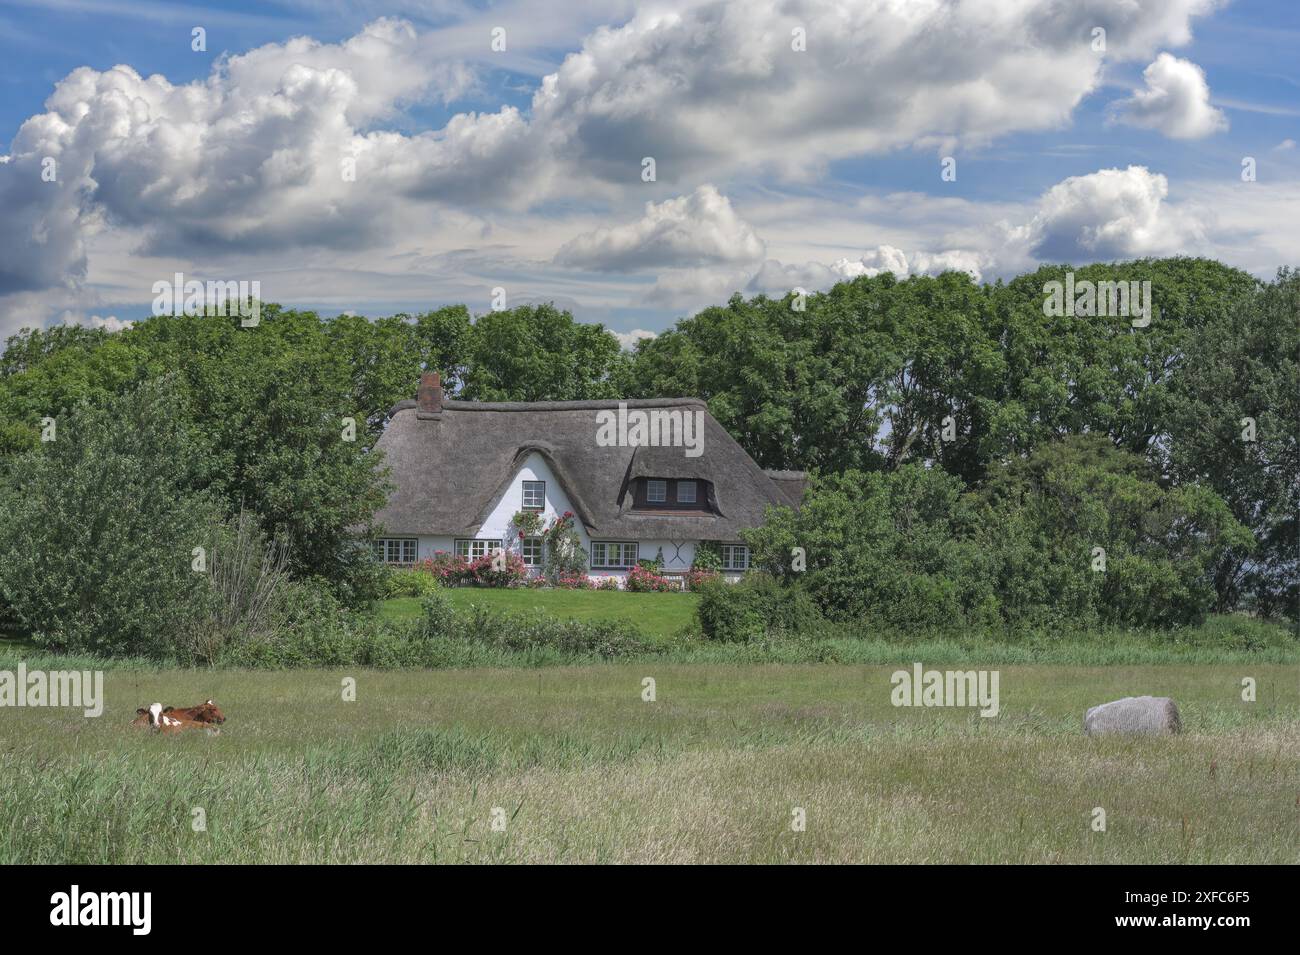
[631,477,711,512]
[522,480,545,510]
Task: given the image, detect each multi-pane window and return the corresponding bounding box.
[374,538,417,565]
[636,477,707,509]
[720,544,750,572]
[591,541,639,568]
[455,539,503,560]
[521,537,543,567]
[522,480,546,510]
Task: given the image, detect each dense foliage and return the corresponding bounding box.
[625,259,1295,624]
[745,437,1254,632]
[695,572,824,642]
[221,591,652,668]
[0,257,1294,659]
[0,381,219,656]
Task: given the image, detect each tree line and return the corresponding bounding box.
[0,258,1294,653]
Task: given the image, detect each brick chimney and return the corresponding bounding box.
[417,370,443,418]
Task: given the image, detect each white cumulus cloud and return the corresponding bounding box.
[0,18,484,295]
[747,246,985,295]
[0,1,1249,336]
[60,312,133,333]
[613,328,658,349]
[531,0,1219,182]
[1109,53,1228,139]
[1017,164,1208,261]
[674,165,1213,303]
[554,185,765,271]
[0,1,1222,302]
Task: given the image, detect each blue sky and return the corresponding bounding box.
[1,0,1297,343]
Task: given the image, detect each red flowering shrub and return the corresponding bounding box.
[685,568,721,591]
[465,550,527,588]
[625,564,676,592]
[419,552,468,587]
[555,572,594,590]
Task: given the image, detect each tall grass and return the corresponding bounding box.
[2,664,1295,863]
[3,594,1296,671]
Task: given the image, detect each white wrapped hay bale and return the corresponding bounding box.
[1084,696,1182,735]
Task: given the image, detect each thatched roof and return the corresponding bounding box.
[764,470,810,509]
[373,396,804,540]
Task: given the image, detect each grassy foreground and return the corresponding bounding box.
[1,663,1296,863]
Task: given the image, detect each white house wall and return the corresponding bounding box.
[478,451,578,549]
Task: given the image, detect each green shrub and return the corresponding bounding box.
[223,588,654,667]
[384,567,440,598]
[744,441,1253,634]
[976,436,1254,630]
[1179,613,1297,652]
[691,542,723,572]
[695,573,823,642]
[743,465,993,632]
[180,510,293,665]
[416,591,459,637]
[217,578,373,667]
[0,380,222,658]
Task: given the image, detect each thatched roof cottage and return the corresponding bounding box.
[372,372,806,583]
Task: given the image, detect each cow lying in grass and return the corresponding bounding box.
[136,702,220,735]
[166,700,226,724]
[131,699,225,731]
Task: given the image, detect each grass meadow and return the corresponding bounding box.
[377,589,701,640]
[2,662,1296,863]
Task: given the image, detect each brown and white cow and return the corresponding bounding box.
[137,702,220,735]
[165,700,226,724]
[131,699,225,728]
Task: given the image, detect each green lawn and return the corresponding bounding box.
[1,663,1295,863]
[378,588,701,641]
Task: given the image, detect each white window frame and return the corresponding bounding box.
[454,539,503,560]
[522,480,546,511]
[646,479,667,503]
[720,544,750,572]
[591,540,639,569]
[676,480,697,504]
[375,538,417,565]
[521,536,543,567]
